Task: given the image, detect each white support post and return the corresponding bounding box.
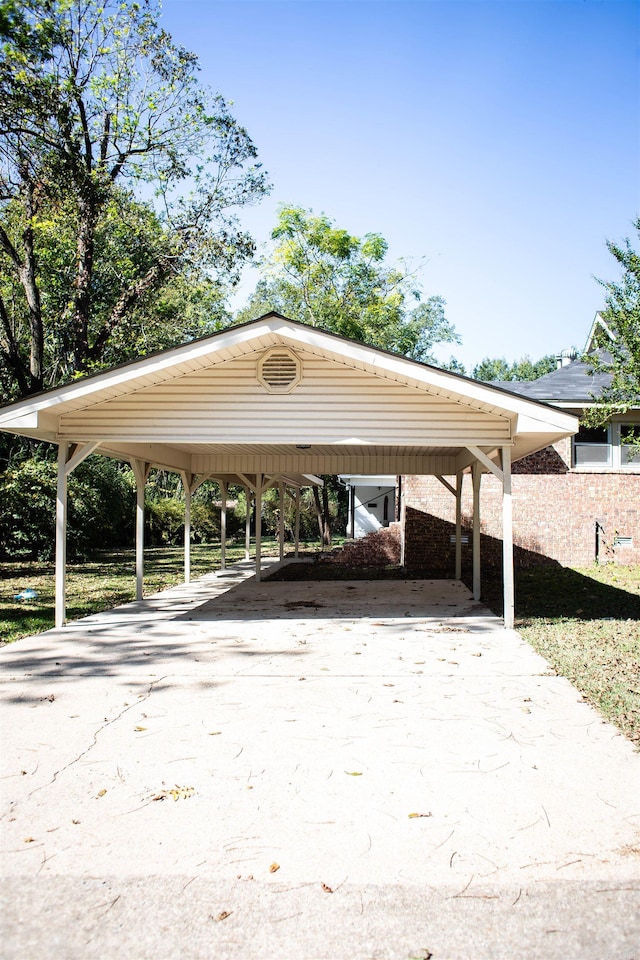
[220,480,228,572]
[55,442,70,628]
[455,472,463,581]
[400,483,406,568]
[501,445,514,629]
[255,473,262,582]
[183,473,192,585]
[55,441,100,628]
[278,481,285,561]
[132,460,150,601]
[294,486,301,558]
[245,486,251,560]
[472,461,482,601]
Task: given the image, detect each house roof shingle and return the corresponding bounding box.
[489,356,612,403]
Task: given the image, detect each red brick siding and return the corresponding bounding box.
[403,443,640,572]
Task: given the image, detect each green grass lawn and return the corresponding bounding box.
[0,541,285,644]
[479,563,640,745]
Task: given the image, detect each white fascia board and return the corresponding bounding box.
[0,320,282,424]
[273,318,585,421]
[0,411,40,428]
[0,315,585,432]
[514,409,579,436]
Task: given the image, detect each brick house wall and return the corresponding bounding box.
[403,437,640,574]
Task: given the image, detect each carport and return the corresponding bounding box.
[0,313,578,629]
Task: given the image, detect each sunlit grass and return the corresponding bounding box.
[479,563,640,744]
[0,541,291,644]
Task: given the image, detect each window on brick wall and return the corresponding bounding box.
[573,425,610,466]
[620,425,640,466]
[573,422,640,469]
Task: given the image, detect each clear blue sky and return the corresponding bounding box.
[161,0,640,371]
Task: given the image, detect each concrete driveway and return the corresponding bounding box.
[1,560,639,960]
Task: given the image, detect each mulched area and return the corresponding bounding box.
[266,550,406,581]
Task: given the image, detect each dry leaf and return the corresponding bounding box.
[72,819,80,825]
[152,785,194,801]
[134,726,147,732]
[345,771,363,776]
[408,812,432,819]
[269,862,280,873]
[96,789,107,798]
[213,910,232,922]
[23,836,35,843]
[321,882,333,893]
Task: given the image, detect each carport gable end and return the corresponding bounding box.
[0,313,579,629]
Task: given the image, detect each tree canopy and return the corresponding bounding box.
[0,0,269,398]
[585,218,640,423]
[236,205,459,364]
[471,354,556,382]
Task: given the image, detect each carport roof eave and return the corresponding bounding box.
[53,428,576,478]
[0,313,581,433]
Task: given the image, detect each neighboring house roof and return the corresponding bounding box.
[489,356,613,405]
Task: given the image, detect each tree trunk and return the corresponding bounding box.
[313,485,332,547]
[88,262,165,364]
[17,178,44,392]
[72,195,98,371]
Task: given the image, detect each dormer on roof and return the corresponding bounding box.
[585,312,616,354]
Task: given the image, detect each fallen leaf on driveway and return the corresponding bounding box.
[212,910,232,922]
[408,812,432,819]
[152,785,194,801]
[269,862,280,873]
[345,771,363,776]
[134,726,147,732]
[321,883,333,893]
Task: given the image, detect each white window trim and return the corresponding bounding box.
[572,423,640,471]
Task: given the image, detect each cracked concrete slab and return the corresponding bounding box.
[1,560,639,959]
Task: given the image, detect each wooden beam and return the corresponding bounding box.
[435,474,457,497]
[64,441,100,476]
[466,445,503,481]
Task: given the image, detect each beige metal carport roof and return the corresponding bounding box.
[0,312,579,629]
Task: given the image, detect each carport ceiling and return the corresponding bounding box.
[0,312,578,476]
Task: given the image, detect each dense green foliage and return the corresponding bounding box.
[0,453,134,559]
[0,0,268,398]
[471,354,556,382]
[585,218,640,423]
[237,205,459,363]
